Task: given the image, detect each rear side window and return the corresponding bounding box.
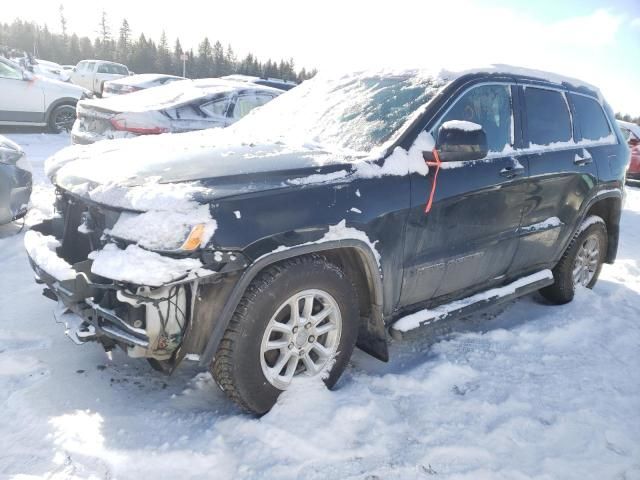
[231,94,273,120]
[524,87,572,146]
[434,84,513,153]
[201,98,230,117]
[570,94,611,141]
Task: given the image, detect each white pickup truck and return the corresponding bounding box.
[70,60,130,96]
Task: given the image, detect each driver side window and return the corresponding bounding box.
[434,84,513,153]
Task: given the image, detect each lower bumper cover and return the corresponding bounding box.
[27,219,150,349]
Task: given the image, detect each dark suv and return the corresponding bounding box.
[26,66,628,414]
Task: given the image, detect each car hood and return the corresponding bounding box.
[48,129,361,209]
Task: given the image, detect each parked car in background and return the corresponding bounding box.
[71,78,281,144]
[71,60,130,96]
[0,136,31,225]
[28,66,627,414]
[102,73,185,97]
[0,56,90,132]
[32,59,71,82]
[617,120,640,180]
[222,74,297,91]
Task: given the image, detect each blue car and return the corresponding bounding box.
[0,136,32,225]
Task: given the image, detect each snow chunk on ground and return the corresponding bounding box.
[23,231,76,281]
[89,244,202,286]
[441,120,482,132]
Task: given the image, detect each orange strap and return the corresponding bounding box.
[424,148,441,213]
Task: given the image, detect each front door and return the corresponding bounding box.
[400,83,526,307]
[0,61,44,123]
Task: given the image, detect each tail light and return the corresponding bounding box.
[110,115,169,135]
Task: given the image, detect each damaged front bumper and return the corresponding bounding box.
[26,217,196,360]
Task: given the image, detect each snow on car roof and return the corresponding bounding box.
[106,73,183,87]
[80,78,281,113]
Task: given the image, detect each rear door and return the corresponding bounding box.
[400,82,527,307]
[510,85,599,274]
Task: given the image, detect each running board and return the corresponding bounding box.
[390,270,554,340]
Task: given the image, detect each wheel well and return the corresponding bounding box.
[44,98,78,124]
[584,196,621,264]
[316,248,389,361]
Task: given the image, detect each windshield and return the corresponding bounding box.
[230,70,445,154]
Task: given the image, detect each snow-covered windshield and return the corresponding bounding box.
[230,70,445,154]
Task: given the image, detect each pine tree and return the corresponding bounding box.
[97,11,112,59]
[173,37,184,76]
[117,19,131,64]
[59,4,67,40]
[156,30,171,74]
[196,37,213,77]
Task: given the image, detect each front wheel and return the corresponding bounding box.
[211,255,359,414]
[540,215,607,304]
[48,104,76,133]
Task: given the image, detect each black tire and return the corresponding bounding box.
[540,215,607,304]
[211,255,359,414]
[48,104,76,133]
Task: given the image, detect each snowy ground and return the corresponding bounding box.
[1,131,639,480]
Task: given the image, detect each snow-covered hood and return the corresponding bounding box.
[47,129,361,208]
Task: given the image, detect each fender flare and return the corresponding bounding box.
[198,239,386,366]
[568,187,623,264]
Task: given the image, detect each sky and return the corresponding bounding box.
[3,0,640,115]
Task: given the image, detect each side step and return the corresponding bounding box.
[390,270,554,340]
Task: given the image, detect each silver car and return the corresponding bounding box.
[0,136,32,224]
[71,78,282,144]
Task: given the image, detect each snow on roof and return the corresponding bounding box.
[437,64,602,97]
[107,73,183,87]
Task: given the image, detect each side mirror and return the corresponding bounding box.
[436,121,488,162]
[22,70,33,81]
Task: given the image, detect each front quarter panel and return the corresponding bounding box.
[208,173,411,315]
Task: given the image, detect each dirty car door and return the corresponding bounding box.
[400,83,526,307]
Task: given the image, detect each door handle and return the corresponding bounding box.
[500,165,525,178]
[574,155,593,166]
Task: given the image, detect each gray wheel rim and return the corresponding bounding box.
[573,234,600,287]
[54,107,75,131]
[260,289,342,390]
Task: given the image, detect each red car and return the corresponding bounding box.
[618,120,640,180]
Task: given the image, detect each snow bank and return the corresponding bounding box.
[23,230,76,281]
[89,244,203,286]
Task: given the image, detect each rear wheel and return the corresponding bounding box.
[540,215,607,304]
[211,255,359,414]
[48,104,76,133]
